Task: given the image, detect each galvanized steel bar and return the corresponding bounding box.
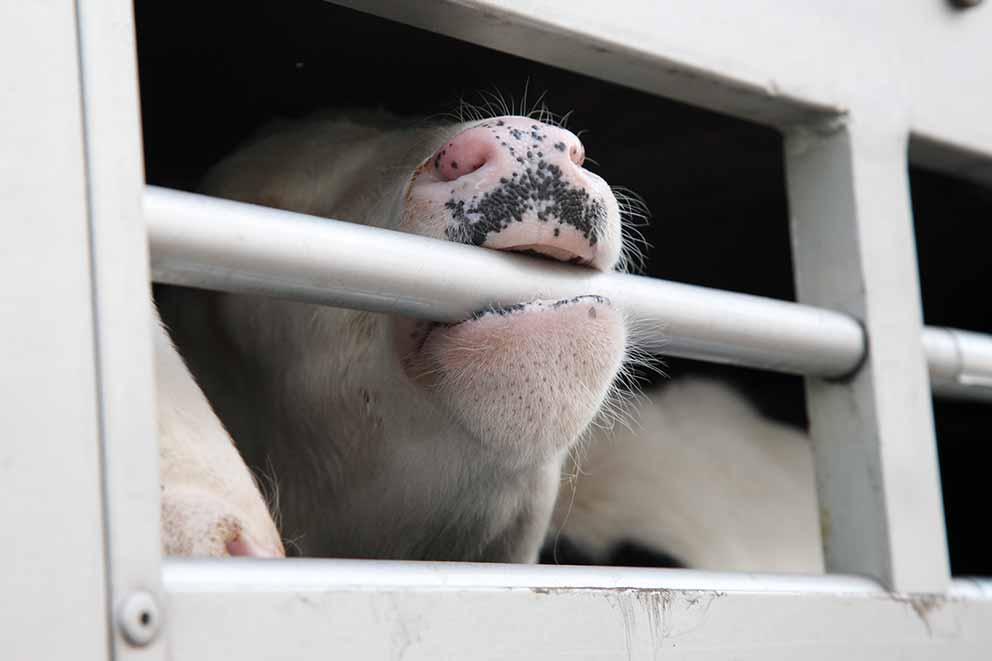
[924,327,992,401]
[146,185,864,378]
[146,186,992,401]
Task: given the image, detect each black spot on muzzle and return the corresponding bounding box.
[443,159,607,248]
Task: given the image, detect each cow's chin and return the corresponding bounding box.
[398,296,626,467]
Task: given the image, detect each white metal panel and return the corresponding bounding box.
[163,560,992,660]
[0,2,110,660]
[74,0,167,655]
[328,0,992,181]
[785,116,949,593]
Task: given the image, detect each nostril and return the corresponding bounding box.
[569,142,585,167]
[433,128,493,182]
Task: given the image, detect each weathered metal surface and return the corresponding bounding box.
[163,559,992,660]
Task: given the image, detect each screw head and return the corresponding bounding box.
[117,590,161,646]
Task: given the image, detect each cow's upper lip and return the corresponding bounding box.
[503,243,590,266]
[472,216,601,270]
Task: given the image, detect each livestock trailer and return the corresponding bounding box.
[3,1,992,658]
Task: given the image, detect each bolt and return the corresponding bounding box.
[117,590,161,647]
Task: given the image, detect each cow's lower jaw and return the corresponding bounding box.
[398,296,625,466]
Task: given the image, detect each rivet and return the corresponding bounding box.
[117,590,161,647]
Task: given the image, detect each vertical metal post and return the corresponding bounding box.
[0,3,111,660]
[75,0,167,657]
[785,114,950,593]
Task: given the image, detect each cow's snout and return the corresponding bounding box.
[405,116,622,271]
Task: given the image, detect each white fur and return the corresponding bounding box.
[553,378,824,573]
[156,112,627,561]
[155,320,283,556]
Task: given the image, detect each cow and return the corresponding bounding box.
[155,109,822,570]
[156,110,631,562]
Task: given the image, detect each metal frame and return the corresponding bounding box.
[3,0,164,659]
[785,117,947,592]
[75,1,167,657]
[4,0,992,658]
[145,186,865,379]
[1,4,112,659]
[162,559,992,660]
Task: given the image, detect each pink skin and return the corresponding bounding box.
[418,296,626,466]
[402,117,621,270]
[391,118,627,470]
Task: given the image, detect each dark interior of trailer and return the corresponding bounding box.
[134,0,992,575]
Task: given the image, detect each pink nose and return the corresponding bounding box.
[433,118,586,183]
[417,116,614,268]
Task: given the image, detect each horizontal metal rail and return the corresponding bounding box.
[161,558,992,660]
[162,557,992,597]
[145,186,992,400]
[924,327,992,401]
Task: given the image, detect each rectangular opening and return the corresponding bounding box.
[910,164,992,577]
[137,0,823,577]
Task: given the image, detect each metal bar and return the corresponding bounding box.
[161,559,992,661]
[785,116,949,593]
[0,3,111,659]
[924,327,992,400]
[76,0,166,656]
[146,186,863,378]
[145,186,992,401]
